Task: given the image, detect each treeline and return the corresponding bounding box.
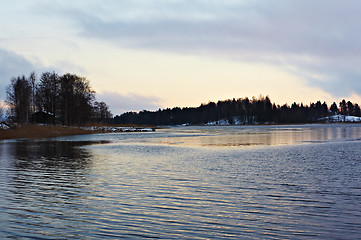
[114,96,361,125]
[6,72,112,125]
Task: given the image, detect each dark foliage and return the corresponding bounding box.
[6,74,33,124]
[93,101,113,123]
[36,72,59,124]
[114,96,361,126]
[6,71,111,125]
[59,73,95,125]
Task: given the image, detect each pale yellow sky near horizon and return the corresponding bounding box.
[26,39,357,110]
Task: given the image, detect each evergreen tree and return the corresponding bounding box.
[113,96,360,125]
[347,101,354,116]
[339,99,347,115]
[354,104,361,117]
[330,102,338,115]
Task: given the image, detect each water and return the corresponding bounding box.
[1,124,361,239]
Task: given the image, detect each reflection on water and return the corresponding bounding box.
[5,140,96,169]
[0,140,108,239]
[1,124,361,239]
[120,124,361,148]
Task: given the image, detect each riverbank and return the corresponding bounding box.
[0,124,155,140]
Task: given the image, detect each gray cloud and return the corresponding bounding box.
[0,48,36,100]
[0,47,85,101]
[27,0,361,96]
[38,0,361,97]
[96,91,163,114]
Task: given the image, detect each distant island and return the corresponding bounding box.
[114,96,361,126]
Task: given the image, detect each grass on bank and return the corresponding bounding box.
[0,123,157,140]
[0,124,101,140]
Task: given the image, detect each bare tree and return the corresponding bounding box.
[94,101,112,123]
[59,73,95,125]
[6,75,32,123]
[29,71,37,115]
[5,71,112,126]
[36,72,59,124]
[0,100,4,121]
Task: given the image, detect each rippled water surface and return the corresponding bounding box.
[1,124,361,239]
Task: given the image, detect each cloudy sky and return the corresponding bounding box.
[1,0,361,114]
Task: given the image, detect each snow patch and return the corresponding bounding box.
[0,122,10,130]
[205,119,230,126]
[321,114,361,122]
[80,126,155,132]
[205,117,263,125]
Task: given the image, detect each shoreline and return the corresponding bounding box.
[1,122,359,140]
[0,124,155,140]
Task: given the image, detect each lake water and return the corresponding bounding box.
[1,124,361,239]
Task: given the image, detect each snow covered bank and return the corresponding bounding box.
[0,125,156,140]
[204,114,361,126]
[205,117,263,125]
[205,117,255,125]
[205,119,231,126]
[320,114,361,123]
[0,122,10,130]
[80,126,155,132]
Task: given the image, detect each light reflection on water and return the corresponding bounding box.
[115,124,361,148]
[1,124,361,239]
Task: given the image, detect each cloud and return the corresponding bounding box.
[0,47,87,102]
[0,48,37,100]
[0,47,161,114]
[96,91,163,114]
[46,0,361,97]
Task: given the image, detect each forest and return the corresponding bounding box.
[5,72,112,125]
[114,96,361,126]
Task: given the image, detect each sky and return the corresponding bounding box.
[1,0,361,114]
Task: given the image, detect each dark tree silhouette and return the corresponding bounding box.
[6,75,32,123]
[114,96,360,126]
[354,104,361,117]
[339,99,347,115]
[347,101,354,116]
[330,102,338,115]
[36,72,59,124]
[5,71,111,126]
[59,73,95,125]
[94,101,113,123]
